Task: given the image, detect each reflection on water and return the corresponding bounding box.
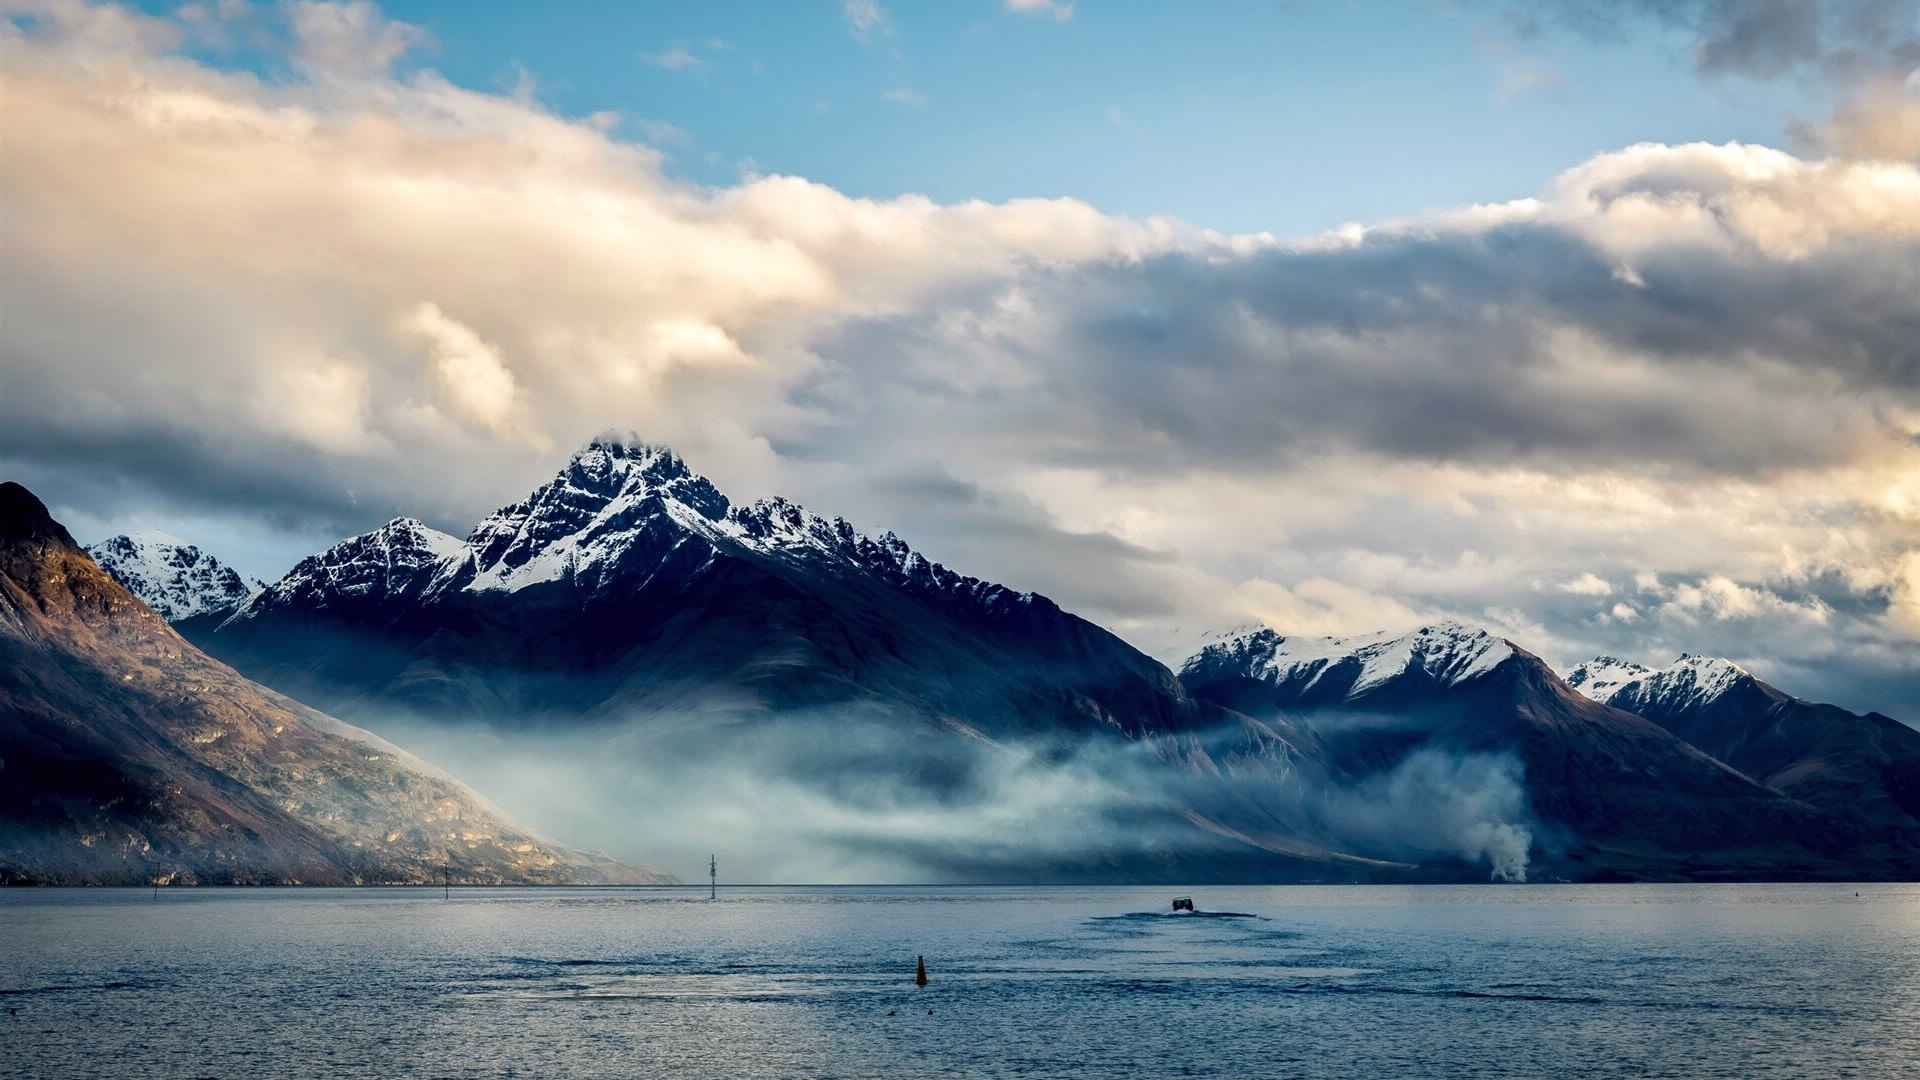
[5,884,1920,1078]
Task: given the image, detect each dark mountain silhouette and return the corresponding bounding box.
[196,438,1217,740]
[1570,655,1920,839]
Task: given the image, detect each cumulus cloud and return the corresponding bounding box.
[399,302,525,438]
[289,0,426,80]
[1516,0,1920,81]
[1560,573,1613,596]
[1799,76,1920,160]
[5,1,1920,719]
[1518,1,1920,163]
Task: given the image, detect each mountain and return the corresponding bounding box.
[1569,653,1920,835]
[178,438,1920,881]
[86,532,261,623]
[1179,623,1876,881]
[187,439,1446,881]
[1181,623,1518,710]
[199,438,1212,739]
[0,481,668,886]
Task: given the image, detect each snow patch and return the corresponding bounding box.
[1564,656,1655,702]
[86,533,261,622]
[1186,620,1515,698]
[1573,652,1756,711]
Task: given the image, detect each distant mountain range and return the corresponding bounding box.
[0,482,669,886]
[1180,625,1870,880]
[1568,655,1920,839]
[42,436,1920,883]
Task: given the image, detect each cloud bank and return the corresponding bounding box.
[5,1,1920,717]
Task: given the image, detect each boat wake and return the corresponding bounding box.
[1090,910,1263,922]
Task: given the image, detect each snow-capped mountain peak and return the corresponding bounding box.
[1565,655,1655,702]
[448,437,1025,607]
[1182,620,1516,699]
[227,516,463,622]
[229,437,1043,631]
[86,532,262,622]
[462,437,730,592]
[1568,652,1757,711]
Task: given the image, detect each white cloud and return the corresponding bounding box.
[265,352,373,454]
[400,302,522,437]
[1658,576,1832,626]
[882,86,926,107]
[289,1,425,80]
[1006,0,1074,22]
[843,0,888,39]
[1558,573,1613,596]
[641,45,699,71]
[1234,577,1438,639]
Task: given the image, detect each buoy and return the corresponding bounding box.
[915,955,929,988]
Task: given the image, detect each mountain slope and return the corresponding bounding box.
[1181,624,1866,880]
[87,532,261,622]
[0,481,667,886]
[189,440,1453,881]
[201,438,1211,739]
[1569,654,1920,833]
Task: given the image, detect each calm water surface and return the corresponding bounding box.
[4,884,1919,1078]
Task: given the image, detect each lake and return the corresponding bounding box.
[4,884,1917,1078]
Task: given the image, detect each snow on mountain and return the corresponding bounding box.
[1568,653,1757,712]
[1182,621,1516,699]
[463,441,729,594]
[235,436,1035,620]
[433,437,1021,604]
[86,532,262,622]
[1564,656,1655,702]
[226,517,463,623]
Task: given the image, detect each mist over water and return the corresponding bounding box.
[375,708,1538,883]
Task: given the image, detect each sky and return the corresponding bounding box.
[7,0,1920,718]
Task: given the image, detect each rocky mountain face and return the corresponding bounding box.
[86,532,261,622]
[0,482,668,886]
[1180,624,1882,881]
[200,438,1211,740]
[1570,654,1920,835]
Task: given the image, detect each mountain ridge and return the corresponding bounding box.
[0,481,670,886]
[203,437,1195,737]
[1177,620,1884,880]
[88,532,262,623]
[1568,650,1920,834]
[159,440,1920,882]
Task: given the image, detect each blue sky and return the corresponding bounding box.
[173,1,1818,235]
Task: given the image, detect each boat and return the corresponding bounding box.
[1171,896,1194,912]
